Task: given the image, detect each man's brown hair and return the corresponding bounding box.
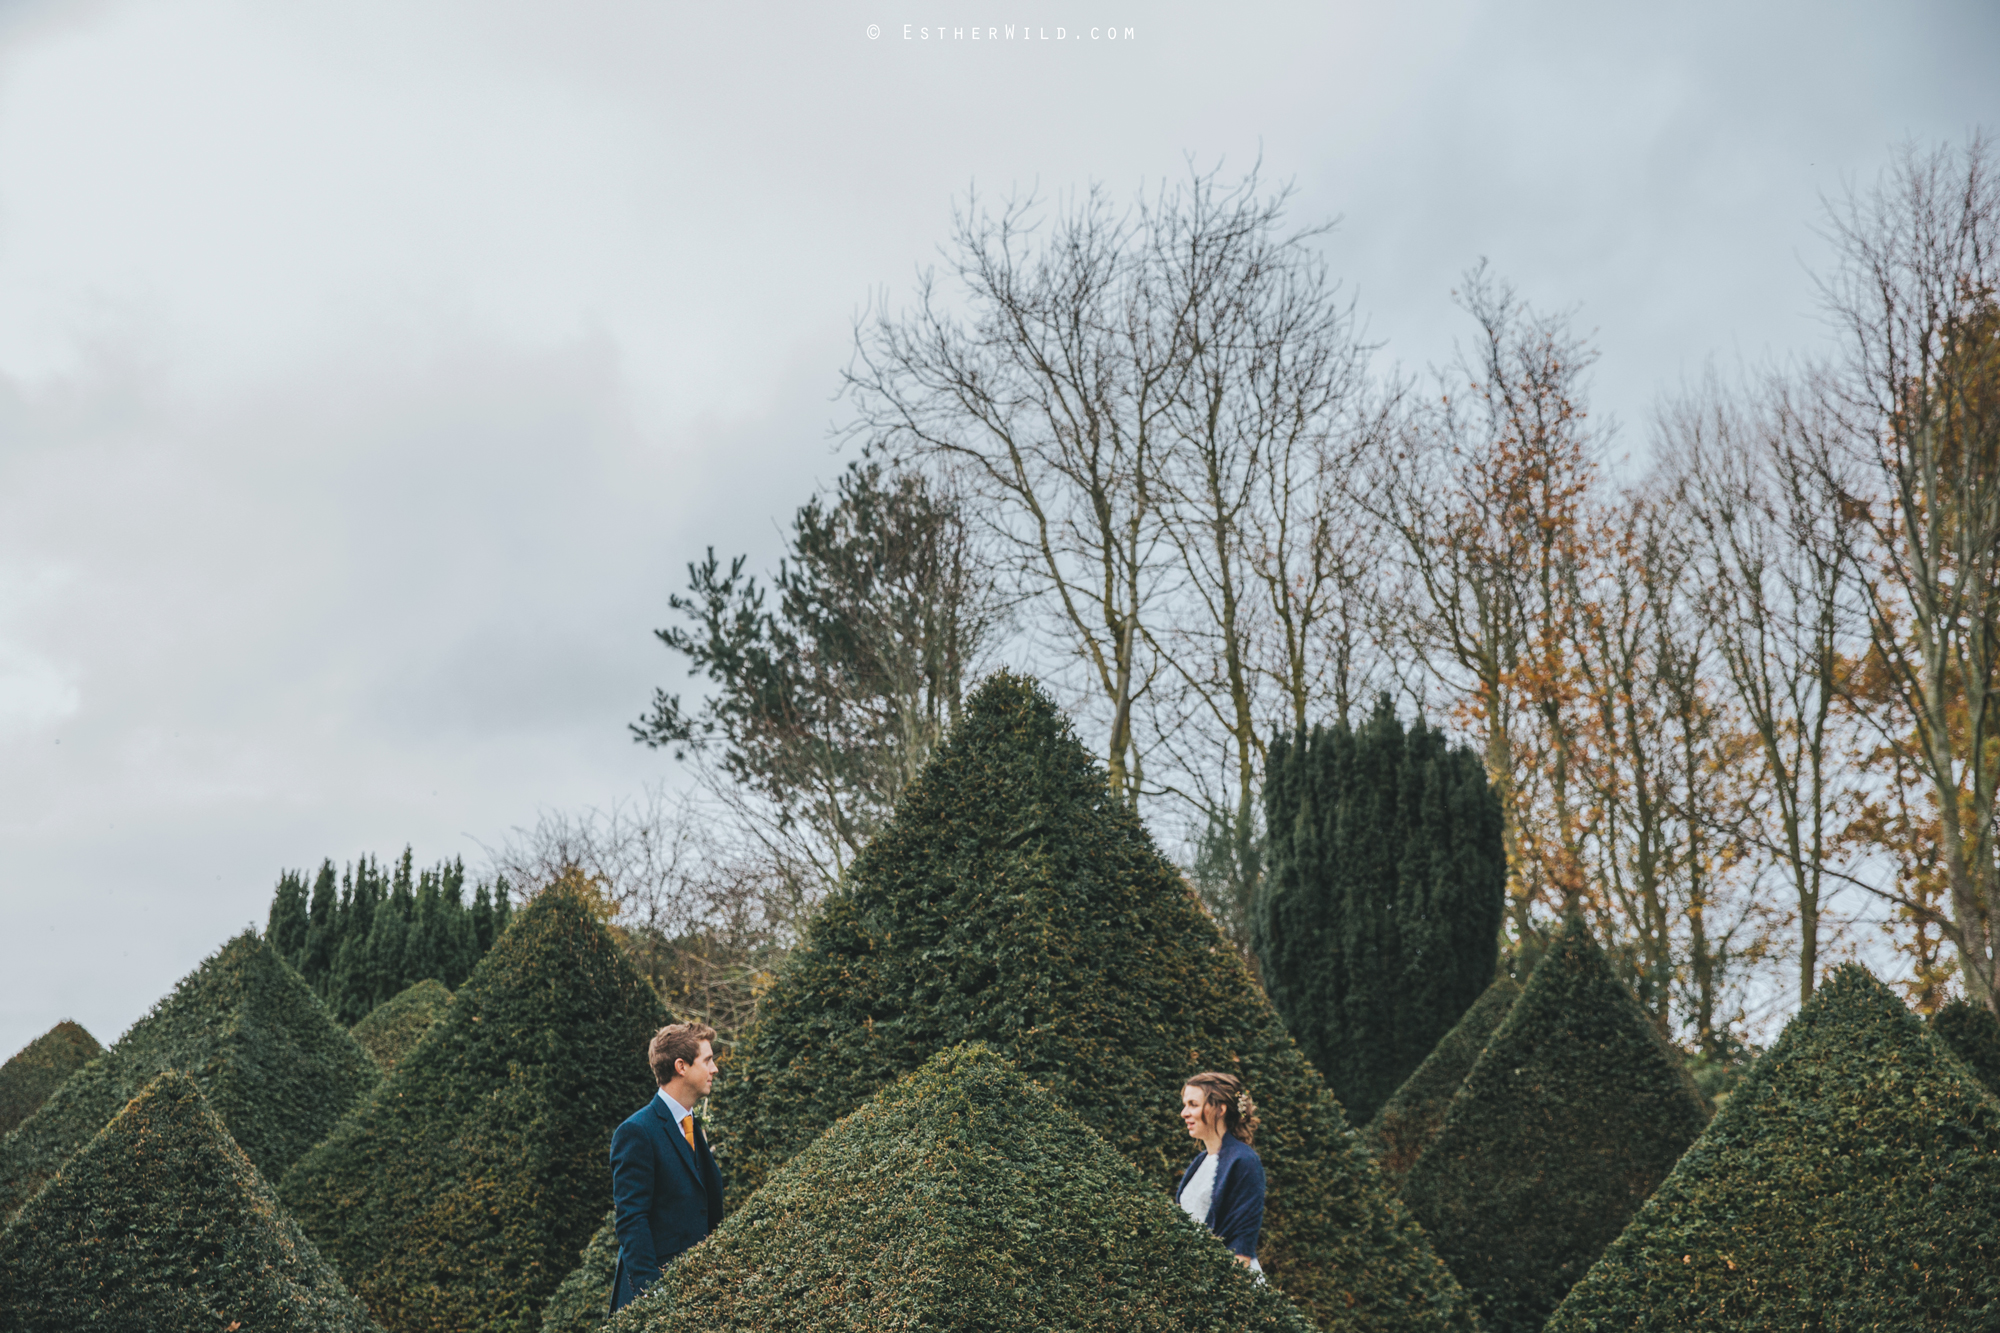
[648,1022,717,1087]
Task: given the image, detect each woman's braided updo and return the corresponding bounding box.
[1183,1070,1260,1145]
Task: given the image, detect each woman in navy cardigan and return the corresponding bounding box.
[1175,1070,1265,1276]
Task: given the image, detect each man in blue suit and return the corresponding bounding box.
[609,1021,724,1313]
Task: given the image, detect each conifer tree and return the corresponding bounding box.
[1547,965,2000,1331]
[0,1021,101,1136]
[1255,698,1506,1125]
[618,1045,1313,1333]
[1361,975,1518,1182]
[1932,997,2000,1098]
[0,931,377,1221]
[268,869,311,962]
[350,978,453,1073]
[1400,916,1709,1333]
[718,672,1477,1332]
[0,1071,381,1333]
[281,883,668,1333]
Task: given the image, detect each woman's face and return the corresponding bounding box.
[1180,1085,1217,1140]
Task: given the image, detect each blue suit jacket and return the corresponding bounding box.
[1176,1132,1265,1259]
[609,1095,724,1313]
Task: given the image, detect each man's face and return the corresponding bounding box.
[677,1040,718,1100]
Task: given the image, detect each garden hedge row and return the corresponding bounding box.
[0,1070,380,1332]
[714,672,1476,1332]
[0,931,377,1220]
[0,1020,100,1136]
[610,1044,1314,1332]
[1932,996,2000,1099]
[1400,916,1709,1333]
[1360,975,1518,1182]
[1547,964,2000,1330]
[351,977,453,1073]
[280,885,669,1333]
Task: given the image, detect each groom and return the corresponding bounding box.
[609,1021,725,1313]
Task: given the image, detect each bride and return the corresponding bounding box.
[1175,1071,1266,1278]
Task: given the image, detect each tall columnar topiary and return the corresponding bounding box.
[0,932,377,1221]
[0,1020,101,1136]
[617,1044,1313,1333]
[0,1070,381,1333]
[1547,964,2000,1331]
[540,1212,618,1333]
[1932,996,2000,1098]
[1361,975,1519,1182]
[1400,916,1709,1333]
[717,672,1477,1332]
[351,978,453,1073]
[280,885,669,1333]
[1255,698,1506,1126]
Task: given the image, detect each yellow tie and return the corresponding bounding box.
[681,1114,694,1148]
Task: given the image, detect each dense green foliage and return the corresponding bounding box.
[0,931,377,1221]
[717,672,1476,1332]
[540,1212,617,1333]
[1547,964,2000,1331]
[1401,916,1709,1333]
[0,1070,380,1332]
[351,978,453,1073]
[614,1045,1312,1333]
[1361,976,1518,1182]
[1932,996,2000,1098]
[0,1020,101,1136]
[1255,699,1506,1126]
[280,886,669,1333]
[267,849,513,1025]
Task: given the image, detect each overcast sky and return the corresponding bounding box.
[1,0,1993,1059]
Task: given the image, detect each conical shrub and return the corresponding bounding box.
[0,931,377,1220]
[0,1070,380,1332]
[1399,916,1709,1333]
[615,1044,1313,1332]
[280,885,669,1333]
[0,1020,100,1136]
[1361,976,1519,1182]
[540,1212,617,1333]
[1547,964,2000,1330]
[717,672,1476,1332]
[351,977,453,1073]
[1932,996,2000,1098]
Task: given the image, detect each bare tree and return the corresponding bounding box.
[845,181,1188,805]
[1814,135,2000,1010]
[1381,263,1605,938]
[484,784,809,1046]
[1662,372,1866,1006]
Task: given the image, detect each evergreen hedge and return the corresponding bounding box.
[0,931,378,1221]
[280,885,669,1333]
[0,1020,101,1136]
[352,978,453,1073]
[716,672,1476,1332]
[611,1044,1314,1332]
[1400,916,1709,1333]
[1256,700,1506,1126]
[1932,997,2000,1099]
[0,1070,381,1332]
[1547,964,2000,1331]
[540,1212,617,1333]
[1361,976,1518,1182]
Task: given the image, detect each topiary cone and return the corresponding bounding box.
[1399,915,1709,1333]
[1547,963,2000,1330]
[712,671,1476,1332]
